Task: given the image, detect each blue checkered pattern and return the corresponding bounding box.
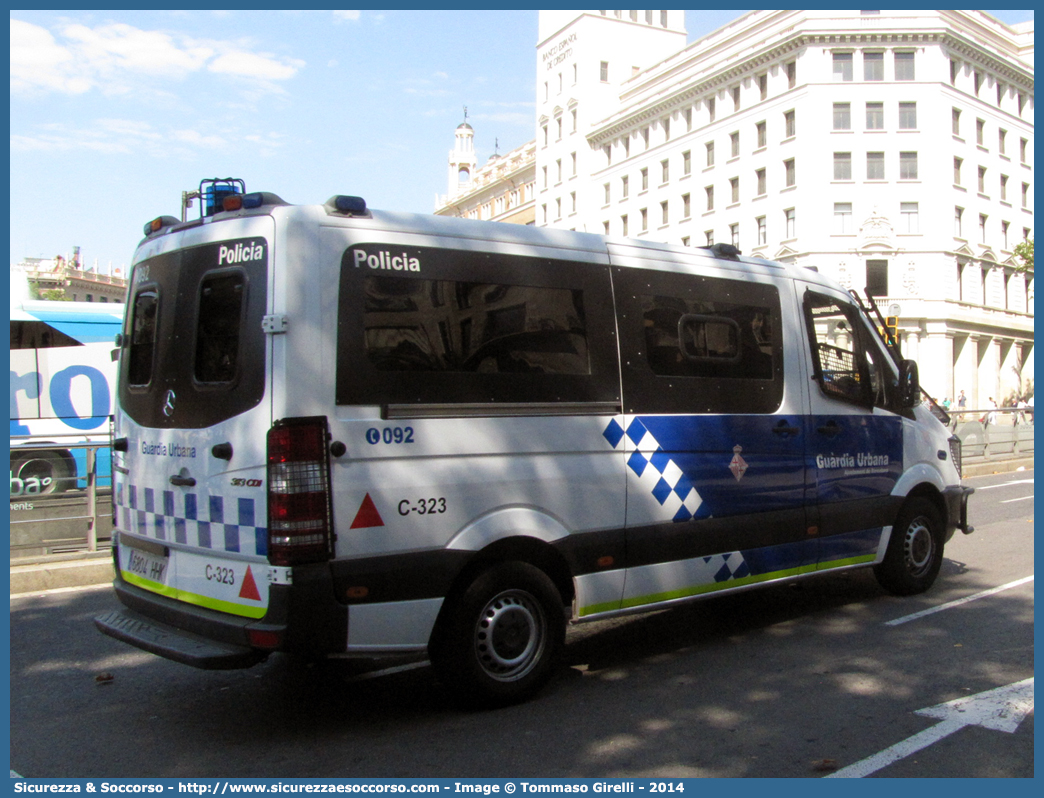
[603,418,703,522]
[115,479,268,556]
[708,552,750,582]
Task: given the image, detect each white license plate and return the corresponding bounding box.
[122,540,169,584]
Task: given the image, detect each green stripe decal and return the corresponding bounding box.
[122,570,267,619]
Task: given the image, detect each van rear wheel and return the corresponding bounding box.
[432,561,565,708]
[874,498,944,596]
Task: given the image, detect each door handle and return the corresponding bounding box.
[773,420,801,438]
[817,420,842,438]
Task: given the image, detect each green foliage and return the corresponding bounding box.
[1013,238,1033,272]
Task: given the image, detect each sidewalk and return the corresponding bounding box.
[8,456,1033,596]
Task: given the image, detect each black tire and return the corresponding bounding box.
[874,497,944,596]
[431,561,565,708]
[10,450,72,495]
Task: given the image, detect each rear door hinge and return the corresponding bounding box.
[262,315,288,334]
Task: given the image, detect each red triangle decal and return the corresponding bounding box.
[350,493,385,529]
[238,565,261,601]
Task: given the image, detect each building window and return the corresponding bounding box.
[976,118,985,146]
[541,204,548,224]
[759,74,768,101]
[833,103,851,131]
[556,159,562,183]
[1002,220,1010,249]
[556,117,563,140]
[974,70,983,95]
[864,52,884,81]
[1021,182,1030,209]
[604,183,611,205]
[623,136,630,158]
[952,108,961,136]
[641,208,648,232]
[898,102,916,130]
[894,51,915,81]
[730,223,740,246]
[661,201,669,225]
[784,158,795,187]
[954,207,964,238]
[682,193,691,218]
[900,152,918,180]
[756,120,767,148]
[621,214,628,236]
[954,157,963,186]
[784,208,796,238]
[866,260,888,296]
[900,202,919,233]
[786,61,796,89]
[542,166,548,188]
[784,110,795,138]
[730,177,739,204]
[603,221,610,235]
[756,216,767,245]
[621,175,629,199]
[661,159,670,184]
[866,102,884,130]
[542,125,548,146]
[641,167,649,192]
[999,128,1007,155]
[556,198,562,219]
[978,166,987,194]
[571,152,577,176]
[834,202,853,234]
[950,59,959,86]
[730,131,740,158]
[706,186,715,211]
[756,168,766,196]
[867,152,884,180]
[1020,138,1029,163]
[706,141,715,167]
[600,61,609,82]
[682,150,691,176]
[681,236,690,247]
[1000,174,1008,201]
[979,213,988,243]
[834,152,852,181]
[707,96,716,122]
[833,52,853,82]
[641,128,649,150]
[685,108,692,131]
[705,230,715,246]
[663,117,670,141]
[732,86,741,111]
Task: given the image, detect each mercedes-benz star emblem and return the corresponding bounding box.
[163,389,176,418]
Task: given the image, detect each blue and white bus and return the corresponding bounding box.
[10,300,123,496]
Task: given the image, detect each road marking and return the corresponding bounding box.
[826,678,1034,778]
[885,575,1034,626]
[1001,495,1034,503]
[974,479,1034,490]
[9,582,112,599]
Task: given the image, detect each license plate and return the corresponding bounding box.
[122,538,169,585]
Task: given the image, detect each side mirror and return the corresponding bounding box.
[898,359,920,408]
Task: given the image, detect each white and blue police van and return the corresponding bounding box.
[96,179,973,706]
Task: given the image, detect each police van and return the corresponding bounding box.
[96,179,973,706]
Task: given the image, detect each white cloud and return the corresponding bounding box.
[10,18,302,97]
[332,11,361,23]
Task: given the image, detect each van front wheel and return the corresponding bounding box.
[874,498,944,596]
[433,562,565,707]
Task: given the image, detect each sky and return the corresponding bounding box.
[8,8,1035,274]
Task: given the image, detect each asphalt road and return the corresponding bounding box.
[10,470,1033,779]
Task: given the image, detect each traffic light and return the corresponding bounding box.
[883,316,899,347]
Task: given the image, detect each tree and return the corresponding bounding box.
[1013,238,1033,272]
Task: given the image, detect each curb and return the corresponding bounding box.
[8,458,1033,595]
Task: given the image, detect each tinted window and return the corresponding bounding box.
[195,272,245,383]
[616,267,784,414]
[127,290,159,386]
[337,245,618,410]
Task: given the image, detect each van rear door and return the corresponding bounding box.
[114,220,274,619]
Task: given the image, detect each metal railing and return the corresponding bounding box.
[949,406,1034,461]
[10,437,108,553]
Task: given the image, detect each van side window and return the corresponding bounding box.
[127,290,159,387]
[615,267,784,414]
[804,291,891,408]
[337,246,620,409]
[195,272,245,384]
[363,277,589,375]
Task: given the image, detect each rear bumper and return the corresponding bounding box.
[96,555,348,669]
[942,484,975,540]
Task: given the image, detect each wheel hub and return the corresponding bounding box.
[903,517,934,576]
[474,590,546,681]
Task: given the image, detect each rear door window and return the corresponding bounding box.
[127,290,159,387]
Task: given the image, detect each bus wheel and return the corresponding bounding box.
[11,451,71,495]
[433,561,565,708]
[874,498,943,596]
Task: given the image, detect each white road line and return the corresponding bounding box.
[9,582,112,599]
[1001,495,1034,503]
[974,479,1034,490]
[885,575,1034,626]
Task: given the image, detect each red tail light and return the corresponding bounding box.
[267,417,334,566]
